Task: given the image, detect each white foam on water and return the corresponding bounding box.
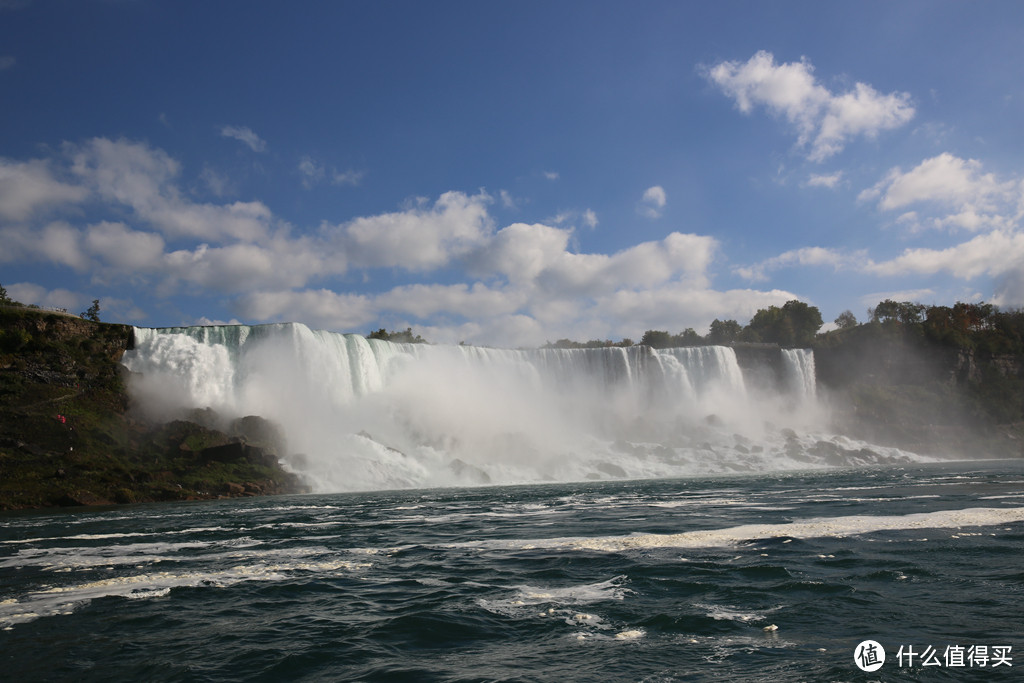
[478,576,628,618]
[695,603,782,624]
[614,629,646,640]
[0,552,372,629]
[0,540,227,570]
[448,506,1024,553]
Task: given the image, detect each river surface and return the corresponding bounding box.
[2,460,1023,681]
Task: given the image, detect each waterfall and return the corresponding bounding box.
[121,324,851,492]
[781,348,817,402]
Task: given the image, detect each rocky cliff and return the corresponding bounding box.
[0,308,307,509]
[814,323,1024,458]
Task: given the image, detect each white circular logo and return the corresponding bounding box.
[854,640,886,672]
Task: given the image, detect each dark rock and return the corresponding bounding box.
[448,458,491,484]
[199,441,279,467]
[56,491,115,507]
[594,461,628,478]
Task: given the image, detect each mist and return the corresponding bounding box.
[121,323,928,493]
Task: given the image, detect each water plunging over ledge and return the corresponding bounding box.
[121,323,925,492]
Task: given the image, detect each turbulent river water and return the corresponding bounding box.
[2,461,1023,681]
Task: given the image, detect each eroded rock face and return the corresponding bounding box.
[0,310,308,509]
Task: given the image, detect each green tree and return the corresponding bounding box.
[677,328,703,346]
[0,283,10,305]
[707,319,742,345]
[367,327,427,344]
[744,300,822,347]
[834,310,858,329]
[639,330,674,349]
[81,299,101,322]
[870,299,925,325]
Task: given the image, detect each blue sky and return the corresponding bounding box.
[2,1,1024,346]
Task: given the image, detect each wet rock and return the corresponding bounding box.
[449,458,491,484]
[56,490,115,507]
[594,462,628,478]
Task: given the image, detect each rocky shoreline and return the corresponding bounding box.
[0,308,307,510]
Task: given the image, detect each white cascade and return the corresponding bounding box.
[121,323,920,492]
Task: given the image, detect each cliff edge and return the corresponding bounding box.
[0,308,307,510]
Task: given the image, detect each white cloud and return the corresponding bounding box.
[1,137,808,345]
[0,157,88,221]
[332,169,364,186]
[804,171,844,189]
[220,125,267,153]
[735,246,864,282]
[0,56,14,71]
[199,165,232,197]
[331,190,493,271]
[234,288,374,331]
[706,50,914,161]
[867,229,1024,280]
[376,282,525,319]
[6,282,82,311]
[861,153,1017,233]
[69,137,273,242]
[468,222,570,284]
[543,171,559,181]
[84,221,165,271]
[499,190,517,209]
[858,289,936,309]
[638,185,667,218]
[299,156,364,189]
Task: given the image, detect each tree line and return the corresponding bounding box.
[829,299,1024,355]
[547,300,824,350]
[550,298,1024,353]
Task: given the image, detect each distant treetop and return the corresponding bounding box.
[367,327,428,344]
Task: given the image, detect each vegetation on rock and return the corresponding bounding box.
[0,305,306,510]
[367,327,428,344]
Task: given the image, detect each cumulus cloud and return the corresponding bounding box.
[867,230,1024,281]
[220,125,267,152]
[0,158,88,220]
[234,288,374,331]
[329,191,493,271]
[860,153,1019,232]
[6,282,82,311]
[84,221,165,272]
[68,137,273,242]
[1,136,803,346]
[705,50,914,161]
[735,246,864,282]
[638,186,666,218]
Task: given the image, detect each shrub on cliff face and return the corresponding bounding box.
[81,299,101,322]
[0,328,32,353]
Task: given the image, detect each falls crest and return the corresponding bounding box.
[122,323,918,492]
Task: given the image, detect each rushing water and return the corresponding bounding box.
[121,324,922,493]
[2,461,1023,681]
